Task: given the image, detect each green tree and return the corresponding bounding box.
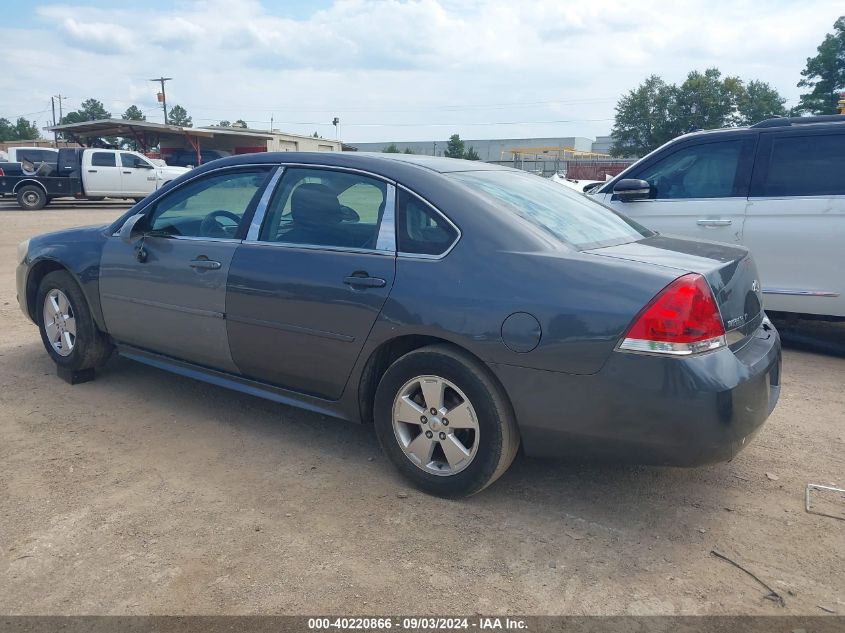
[611,69,789,157]
[0,117,40,141]
[403,147,415,154]
[670,68,745,132]
[14,117,41,140]
[382,143,401,153]
[218,120,231,127]
[444,134,465,158]
[61,98,111,124]
[0,118,12,142]
[233,119,248,128]
[167,104,192,127]
[610,75,675,157]
[121,105,146,121]
[464,146,480,160]
[737,80,787,125]
[796,16,845,114]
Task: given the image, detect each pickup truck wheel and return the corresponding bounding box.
[17,185,47,210]
[37,271,112,371]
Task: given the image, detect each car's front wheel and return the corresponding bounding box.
[36,271,112,371]
[374,345,519,497]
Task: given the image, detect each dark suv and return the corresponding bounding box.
[165,149,231,168]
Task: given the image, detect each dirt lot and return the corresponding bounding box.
[0,200,843,615]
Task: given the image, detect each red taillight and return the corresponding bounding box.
[0,167,5,176]
[619,273,726,355]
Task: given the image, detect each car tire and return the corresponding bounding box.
[373,344,520,497]
[17,185,47,210]
[36,271,112,371]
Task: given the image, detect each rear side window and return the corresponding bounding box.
[450,170,650,250]
[259,167,388,250]
[757,133,845,197]
[633,140,744,199]
[18,149,56,163]
[91,152,116,167]
[396,189,458,256]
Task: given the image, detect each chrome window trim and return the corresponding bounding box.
[246,166,285,241]
[243,164,397,255]
[375,183,396,252]
[167,235,241,244]
[255,162,396,183]
[242,240,395,258]
[763,288,840,297]
[395,184,462,260]
[747,194,845,202]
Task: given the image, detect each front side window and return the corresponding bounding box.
[259,167,387,250]
[397,190,458,255]
[121,153,152,169]
[634,140,743,199]
[148,168,271,238]
[759,133,845,197]
[450,170,650,250]
[91,152,117,167]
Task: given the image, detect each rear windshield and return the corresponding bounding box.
[450,170,652,250]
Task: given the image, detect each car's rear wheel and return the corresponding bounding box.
[374,344,519,497]
[36,271,112,371]
[17,185,47,210]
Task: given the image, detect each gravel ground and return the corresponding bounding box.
[0,201,843,615]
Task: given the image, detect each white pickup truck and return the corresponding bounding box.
[0,148,189,209]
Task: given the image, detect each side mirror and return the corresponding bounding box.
[613,178,651,202]
[119,213,146,244]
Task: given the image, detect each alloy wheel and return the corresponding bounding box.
[391,375,480,476]
[43,289,76,357]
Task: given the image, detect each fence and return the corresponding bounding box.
[487,158,635,179]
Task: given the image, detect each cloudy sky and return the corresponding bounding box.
[1,0,841,143]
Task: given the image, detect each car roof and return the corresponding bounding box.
[673,114,845,141]
[210,150,514,175]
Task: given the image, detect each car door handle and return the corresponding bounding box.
[87,169,97,173]
[189,258,222,270]
[344,275,386,288]
[122,170,132,174]
[697,219,732,227]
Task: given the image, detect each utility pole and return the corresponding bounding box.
[150,77,172,124]
[53,94,68,146]
[51,96,57,147]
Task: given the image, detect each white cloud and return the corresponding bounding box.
[0,0,841,142]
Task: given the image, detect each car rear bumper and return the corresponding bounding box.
[489,319,781,465]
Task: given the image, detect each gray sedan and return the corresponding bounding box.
[16,153,781,497]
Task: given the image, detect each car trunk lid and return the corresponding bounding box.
[584,234,765,346]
